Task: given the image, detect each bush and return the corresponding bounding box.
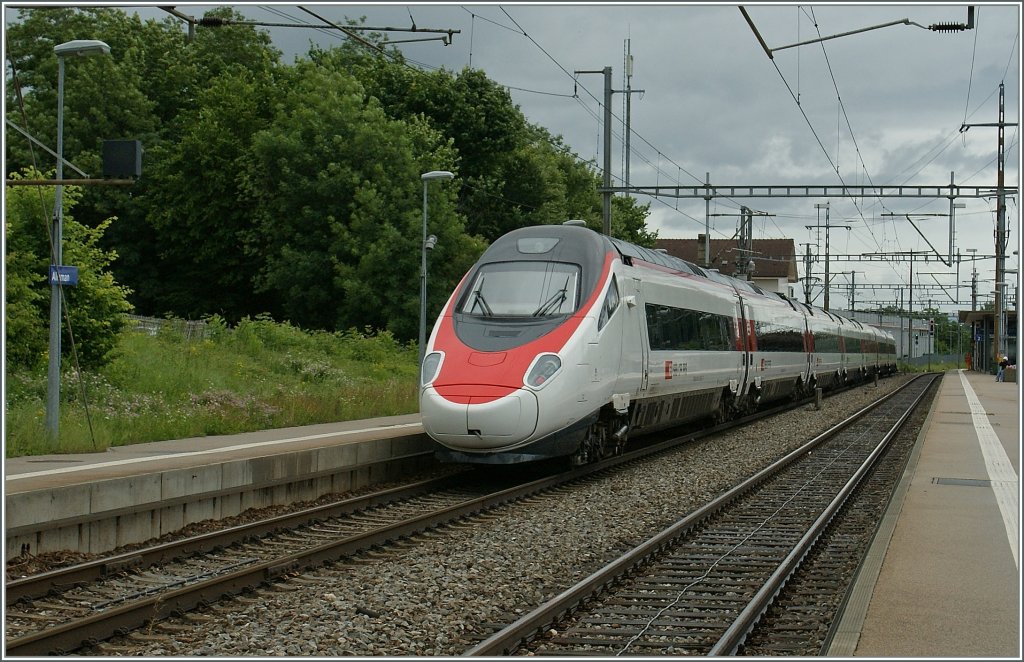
[4,170,133,371]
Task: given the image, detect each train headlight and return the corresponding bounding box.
[422,351,444,386]
[525,354,562,389]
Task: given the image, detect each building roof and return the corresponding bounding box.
[655,237,799,282]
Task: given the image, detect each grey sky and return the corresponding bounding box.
[15,2,1023,313]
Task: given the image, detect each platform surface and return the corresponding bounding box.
[4,414,424,494]
[831,370,1020,658]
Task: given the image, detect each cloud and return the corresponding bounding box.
[106,3,1022,310]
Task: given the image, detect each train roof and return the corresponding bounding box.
[606,231,887,338]
[609,235,783,301]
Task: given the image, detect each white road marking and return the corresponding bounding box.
[5,423,423,482]
[958,370,1019,569]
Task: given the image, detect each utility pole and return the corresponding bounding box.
[621,40,644,194]
[845,271,863,312]
[947,172,966,263]
[806,202,851,311]
[601,65,611,236]
[995,83,1007,364]
[576,66,613,234]
[960,81,1016,367]
[737,206,753,278]
[801,242,815,305]
[704,173,712,267]
[971,261,978,311]
[624,42,633,194]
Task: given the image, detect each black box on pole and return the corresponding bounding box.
[102,140,142,178]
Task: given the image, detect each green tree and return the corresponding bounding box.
[241,63,483,337]
[4,170,134,370]
[5,6,284,319]
[5,8,653,339]
[135,66,279,320]
[310,44,635,243]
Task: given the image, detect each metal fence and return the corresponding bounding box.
[125,315,210,341]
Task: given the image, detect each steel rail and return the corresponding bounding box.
[464,374,930,656]
[708,374,937,655]
[6,471,554,655]
[6,473,466,605]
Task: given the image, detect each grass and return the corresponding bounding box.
[4,316,419,457]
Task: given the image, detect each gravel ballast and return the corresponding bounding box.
[99,376,916,656]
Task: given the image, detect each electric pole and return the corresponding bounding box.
[576,67,613,235]
[621,40,644,194]
[806,202,851,311]
[960,81,1016,366]
[801,243,815,305]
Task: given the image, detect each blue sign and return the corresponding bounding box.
[976,333,983,342]
[49,265,79,286]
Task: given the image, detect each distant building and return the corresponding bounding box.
[959,308,1018,372]
[655,234,799,295]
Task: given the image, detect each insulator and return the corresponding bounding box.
[929,22,966,32]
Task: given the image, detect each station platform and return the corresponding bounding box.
[829,370,1021,658]
[4,414,435,557]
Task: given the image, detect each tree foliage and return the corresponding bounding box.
[4,170,133,370]
[4,8,654,358]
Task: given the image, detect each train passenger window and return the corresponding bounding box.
[754,320,804,352]
[813,331,840,353]
[645,304,730,351]
[598,276,620,331]
[459,261,580,318]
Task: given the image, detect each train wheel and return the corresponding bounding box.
[571,416,628,466]
[571,423,606,466]
[713,390,732,425]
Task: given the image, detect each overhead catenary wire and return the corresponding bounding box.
[741,7,1020,292]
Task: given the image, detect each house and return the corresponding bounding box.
[655,234,799,295]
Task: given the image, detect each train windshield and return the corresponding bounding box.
[460,261,580,318]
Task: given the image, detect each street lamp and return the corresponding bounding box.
[47,39,111,441]
[419,170,454,372]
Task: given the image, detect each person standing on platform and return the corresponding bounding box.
[996,355,1009,382]
[966,352,972,371]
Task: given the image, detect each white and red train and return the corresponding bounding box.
[420,221,897,465]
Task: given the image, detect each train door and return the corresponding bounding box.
[618,276,649,396]
[803,316,813,385]
[591,275,624,394]
[735,293,752,396]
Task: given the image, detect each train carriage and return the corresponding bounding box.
[421,222,897,465]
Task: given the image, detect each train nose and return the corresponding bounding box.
[420,387,539,449]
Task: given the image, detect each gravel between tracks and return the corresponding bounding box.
[100,376,915,656]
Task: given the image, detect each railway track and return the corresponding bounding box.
[4,377,902,656]
[465,374,937,656]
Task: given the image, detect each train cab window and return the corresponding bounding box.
[459,261,580,318]
[598,276,620,331]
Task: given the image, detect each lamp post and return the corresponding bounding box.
[47,39,111,441]
[419,170,454,372]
